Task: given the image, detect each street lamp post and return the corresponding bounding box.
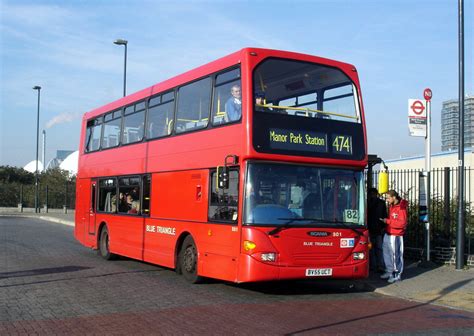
[456,0,465,269]
[32,86,41,213]
[114,39,128,97]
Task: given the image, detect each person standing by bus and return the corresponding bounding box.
[367,187,387,273]
[225,85,241,121]
[380,190,408,283]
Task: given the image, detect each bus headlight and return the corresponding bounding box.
[261,253,276,262]
[353,252,365,260]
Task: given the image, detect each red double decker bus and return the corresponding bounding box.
[75,48,368,283]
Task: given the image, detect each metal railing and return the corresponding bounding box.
[0,181,76,212]
[369,167,473,255]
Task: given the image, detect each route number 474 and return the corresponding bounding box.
[332,135,352,154]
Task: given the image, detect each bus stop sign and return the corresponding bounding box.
[410,100,425,115]
[424,88,432,101]
[408,99,427,137]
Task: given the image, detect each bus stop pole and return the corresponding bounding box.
[425,100,431,261]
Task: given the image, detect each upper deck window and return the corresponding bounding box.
[253,59,360,122]
[85,118,102,152]
[212,67,241,125]
[102,109,122,149]
[175,77,211,134]
[147,91,175,139]
[122,101,145,145]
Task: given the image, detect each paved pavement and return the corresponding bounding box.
[2,209,472,313]
[0,208,75,227]
[0,213,473,335]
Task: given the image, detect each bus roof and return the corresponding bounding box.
[83,48,357,121]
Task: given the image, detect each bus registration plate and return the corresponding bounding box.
[305,268,332,277]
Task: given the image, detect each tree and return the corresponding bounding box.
[0,166,34,184]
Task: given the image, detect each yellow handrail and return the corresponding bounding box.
[167,119,173,134]
[256,104,359,121]
[216,96,226,117]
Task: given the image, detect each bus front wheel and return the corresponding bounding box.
[99,226,116,260]
[179,236,202,283]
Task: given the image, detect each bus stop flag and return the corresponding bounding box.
[408,99,427,137]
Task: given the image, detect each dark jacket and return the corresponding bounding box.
[367,197,387,236]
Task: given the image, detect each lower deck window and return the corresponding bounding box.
[209,170,239,222]
[98,178,117,213]
[118,176,141,215]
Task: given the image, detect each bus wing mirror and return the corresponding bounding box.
[217,166,230,189]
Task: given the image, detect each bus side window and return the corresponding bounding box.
[85,118,102,152]
[118,176,141,215]
[176,77,211,134]
[208,169,239,222]
[122,102,145,145]
[212,67,241,125]
[98,178,117,213]
[147,92,174,139]
[102,110,122,149]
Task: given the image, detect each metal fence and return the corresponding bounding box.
[369,167,473,255]
[2,168,473,253]
[0,181,76,210]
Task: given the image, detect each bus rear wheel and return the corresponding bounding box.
[179,236,202,283]
[99,226,116,260]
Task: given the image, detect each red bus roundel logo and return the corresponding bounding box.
[411,100,425,115]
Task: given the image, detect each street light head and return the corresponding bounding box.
[114,39,128,45]
[32,86,41,90]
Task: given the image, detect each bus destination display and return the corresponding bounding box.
[269,128,352,155]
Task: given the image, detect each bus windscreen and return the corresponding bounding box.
[252,58,364,160]
[253,58,360,122]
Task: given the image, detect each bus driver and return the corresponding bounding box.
[225,85,241,122]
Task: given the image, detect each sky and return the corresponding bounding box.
[0,0,472,168]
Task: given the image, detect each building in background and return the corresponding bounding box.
[23,150,78,175]
[23,160,44,173]
[382,148,474,208]
[441,95,474,151]
[385,148,473,170]
[46,150,74,170]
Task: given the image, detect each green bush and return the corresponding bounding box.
[0,166,76,209]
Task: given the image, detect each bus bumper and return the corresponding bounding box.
[237,254,368,283]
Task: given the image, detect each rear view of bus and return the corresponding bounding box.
[236,50,368,282]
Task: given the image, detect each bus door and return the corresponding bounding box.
[88,179,97,235]
[202,168,240,280]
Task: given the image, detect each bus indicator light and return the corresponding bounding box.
[243,240,256,251]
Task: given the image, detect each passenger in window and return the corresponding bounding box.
[130,187,140,201]
[127,193,140,214]
[297,182,321,219]
[118,193,129,213]
[111,194,117,212]
[225,85,241,121]
[254,92,270,112]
